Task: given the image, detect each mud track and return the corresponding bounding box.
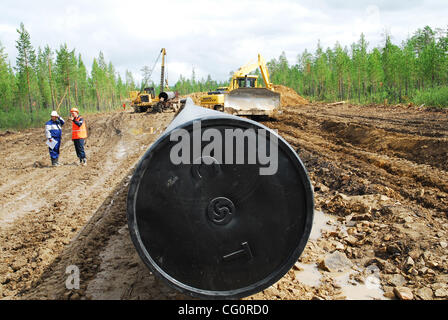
[0,110,179,299]
[1,103,447,300]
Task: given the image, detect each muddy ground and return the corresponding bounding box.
[0,101,447,300]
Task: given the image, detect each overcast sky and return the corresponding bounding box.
[0,0,447,84]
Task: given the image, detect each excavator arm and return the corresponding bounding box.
[257,54,274,91]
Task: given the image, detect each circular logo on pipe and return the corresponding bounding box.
[207,197,235,225]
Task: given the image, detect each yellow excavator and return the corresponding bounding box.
[200,54,280,117]
[130,48,170,113]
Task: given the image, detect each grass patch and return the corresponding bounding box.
[412,87,448,108]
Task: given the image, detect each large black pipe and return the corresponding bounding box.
[127,98,314,299]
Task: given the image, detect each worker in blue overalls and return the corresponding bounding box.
[45,110,65,166]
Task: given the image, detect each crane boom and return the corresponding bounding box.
[257,54,274,91]
[160,48,166,94]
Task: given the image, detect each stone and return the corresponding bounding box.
[408,250,421,261]
[440,241,447,249]
[403,216,413,223]
[70,293,81,300]
[435,274,448,283]
[365,258,387,271]
[11,257,28,271]
[318,251,352,273]
[393,287,414,300]
[416,287,433,300]
[434,288,448,298]
[386,273,406,287]
[333,241,345,251]
[345,235,358,246]
[409,268,419,276]
[0,263,10,275]
[405,257,415,269]
[318,183,330,193]
[431,283,447,291]
[418,267,428,275]
[384,262,400,274]
[384,291,396,299]
[351,213,372,221]
[346,221,356,227]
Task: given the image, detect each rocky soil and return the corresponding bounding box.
[1,99,447,300]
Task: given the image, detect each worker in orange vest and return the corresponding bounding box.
[69,107,88,166]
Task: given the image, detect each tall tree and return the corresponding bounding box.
[36,46,53,109]
[55,44,76,112]
[15,22,38,115]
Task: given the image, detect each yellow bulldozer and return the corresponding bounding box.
[129,87,157,113]
[200,54,280,117]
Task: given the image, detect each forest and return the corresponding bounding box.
[267,26,448,107]
[0,23,139,129]
[0,24,447,130]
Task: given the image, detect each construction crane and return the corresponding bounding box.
[200,54,280,118]
[129,48,169,113]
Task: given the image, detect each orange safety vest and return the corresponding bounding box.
[72,116,88,139]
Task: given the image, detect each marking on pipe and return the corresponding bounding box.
[207,197,234,225]
[223,242,253,262]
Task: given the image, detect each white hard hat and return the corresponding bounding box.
[51,111,59,117]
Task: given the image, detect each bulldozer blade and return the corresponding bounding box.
[224,88,280,117]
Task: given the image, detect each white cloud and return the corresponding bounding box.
[0,0,447,84]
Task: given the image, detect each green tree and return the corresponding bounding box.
[36,46,53,109]
[0,42,15,112]
[77,54,89,109]
[55,44,77,112]
[15,22,38,115]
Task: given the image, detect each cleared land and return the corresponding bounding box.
[0,90,447,300]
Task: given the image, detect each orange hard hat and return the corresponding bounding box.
[70,107,79,113]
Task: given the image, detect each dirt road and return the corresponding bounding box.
[0,110,177,299]
[1,101,447,300]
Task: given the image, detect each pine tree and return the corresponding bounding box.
[77,54,88,109]
[55,44,76,112]
[15,22,38,116]
[125,70,136,92]
[36,46,52,109]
